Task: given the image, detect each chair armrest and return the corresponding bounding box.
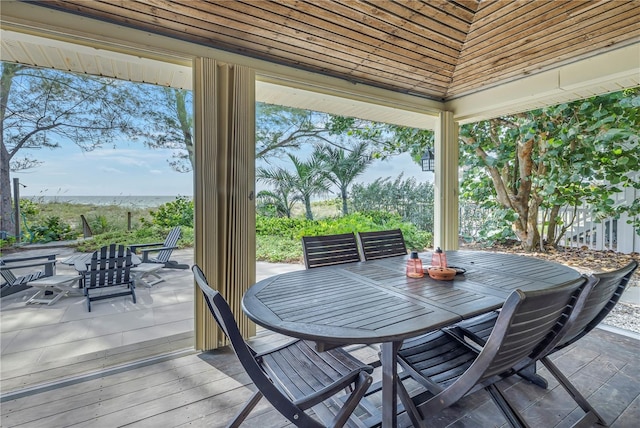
[129,242,163,253]
[1,254,56,264]
[139,246,178,262]
[1,255,57,277]
[0,260,56,270]
[140,245,178,254]
[74,261,89,273]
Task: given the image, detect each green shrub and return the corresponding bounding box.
[30,216,75,243]
[0,235,17,253]
[145,196,193,228]
[74,225,194,252]
[86,214,115,235]
[256,235,302,263]
[350,175,434,231]
[19,199,40,216]
[255,211,433,262]
[256,216,311,239]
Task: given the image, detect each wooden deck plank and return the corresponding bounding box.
[610,394,640,428]
[1,328,637,428]
[1,332,194,393]
[3,351,250,427]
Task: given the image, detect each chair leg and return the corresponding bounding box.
[164,260,189,270]
[25,288,47,304]
[330,372,373,428]
[227,390,263,428]
[486,384,531,428]
[517,363,548,389]
[396,375,425,428]
[26,288,65,306]
[540,357,608,427]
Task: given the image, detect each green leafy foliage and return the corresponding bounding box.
[30,216,74,243]
[86,214,115,234]
[350,175,434,231]
[316,142,373,215]
[74,225,193,253]
[19,199,40,216]
[255,211,432,262]
[1,63,143,233]
[144,196,194,228]
[256,169,299,218]
[459,89,640,250]
[256,235,302,263]
[256,216,312,239]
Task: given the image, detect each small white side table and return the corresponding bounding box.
[131,263,164,287]
[26,275,81,305]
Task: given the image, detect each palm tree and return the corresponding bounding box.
[288,152,330,220]
[319,142,372,215]
[256,167,298,218]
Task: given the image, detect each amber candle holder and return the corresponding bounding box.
[406,251,424,278]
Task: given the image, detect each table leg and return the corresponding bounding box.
[380,341,402,428]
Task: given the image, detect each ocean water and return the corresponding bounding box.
[25,195,190,208]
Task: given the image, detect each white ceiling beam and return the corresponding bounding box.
[448,43,640,124]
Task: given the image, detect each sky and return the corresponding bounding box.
[16,139,432,198]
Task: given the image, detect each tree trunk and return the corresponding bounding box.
[0,145,14,235]
[0,64,18,235]
[341,186,348,215]
[304,197,313,220]
[175,90,195,170]
[546,205,561,245]
[526,202,541,251]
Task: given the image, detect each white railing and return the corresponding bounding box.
[556,185,639,254]
[557,206,617,251]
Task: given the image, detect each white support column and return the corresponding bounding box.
[433,111,459,251]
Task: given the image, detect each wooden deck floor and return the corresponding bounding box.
[1,328,638,428]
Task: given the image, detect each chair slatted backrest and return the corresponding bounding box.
[357,229,407,261]
[155,226,181,263]
[555,260,637,350]
[192,265,322,427]
[84,244,132,288]
[1,254,55,286]
[301,233,361,269]
[472,277,587,382]
[0,260,18,284]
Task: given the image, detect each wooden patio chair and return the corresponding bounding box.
[395,276,587,428]
[129,226,188,269]
[301,233,361,269]
[192,265,374,427]
[356,229,407,261]
[78,244,136,312]
[530,261,638,427]
[449,261,638,350]
[0,254,56,297]
[443,261,638,427]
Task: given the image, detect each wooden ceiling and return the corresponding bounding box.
[31,0,640,102]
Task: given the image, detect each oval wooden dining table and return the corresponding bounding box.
[242,250,581,428]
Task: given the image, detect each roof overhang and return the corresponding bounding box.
[1,0,638,129]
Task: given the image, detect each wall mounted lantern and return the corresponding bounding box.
[421,149,434,172]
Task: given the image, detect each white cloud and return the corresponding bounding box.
[99,166,123,174]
